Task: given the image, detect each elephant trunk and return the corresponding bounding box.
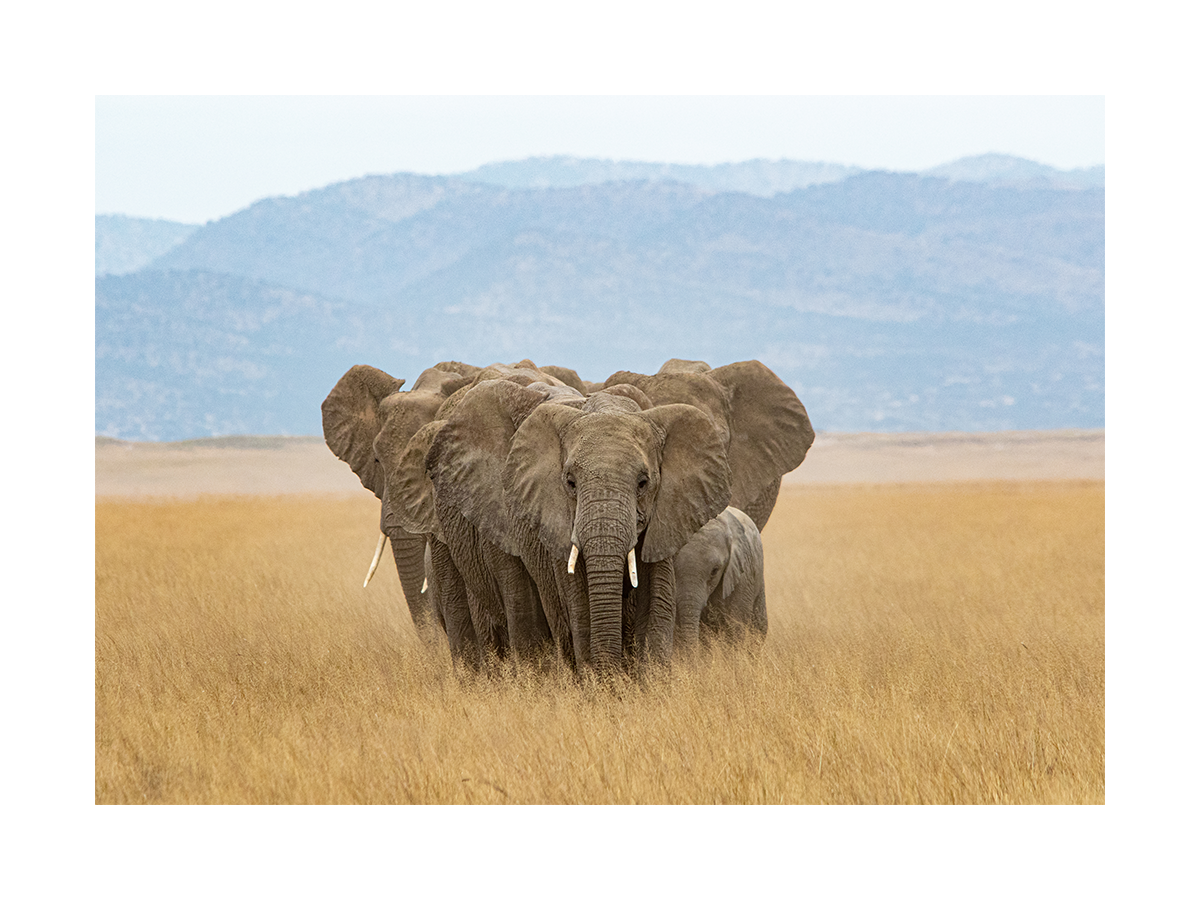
[575,489,639,672]
[389,533,435,637]
[583,538,628,672]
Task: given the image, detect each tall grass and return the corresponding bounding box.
[95,482,1103,803]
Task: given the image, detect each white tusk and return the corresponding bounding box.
[568,543,579,575]
[627,548,638,588]
[421,577,428,594]
[364,533,387,587]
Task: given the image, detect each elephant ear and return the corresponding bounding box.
[427,380,551,556]
[410,365,476,397]
[386,420,446,542]
[375,390,447,464]
[432,360,482,378]
[603,370,650,391]
[718,509,760,600]
[657,358,712,375]
[597,382,653,410]
[540,365,587,394]
[628,372,733,440]
[709,360,815,510]
[640,404,732,563]
[321,365,405,498]
[503,402,584,561]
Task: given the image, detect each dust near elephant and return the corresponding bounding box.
[672,506,767,652]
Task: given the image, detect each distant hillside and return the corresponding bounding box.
[460,157,863,196]
[922,153,1104,189]
[96,214,200,275]
[147,172,1102,314]
[96,156,1104,440]
[459,153,1103,194]
[96,270,356,440]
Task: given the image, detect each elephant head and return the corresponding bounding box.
[321,362,478,636]
[497,389,732,671]
[604,359,814,531]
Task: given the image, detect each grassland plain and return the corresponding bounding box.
[95,481,1103,804]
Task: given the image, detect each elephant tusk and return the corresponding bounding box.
[421,577,428,594]
[364,533,387,587]
[627,548,638,588]
[568,543,579,575]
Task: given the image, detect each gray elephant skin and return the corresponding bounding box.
[322,361,479,643]
[604,359,814,531]
[422,379,727,672]
[672,506,766,651]
[323,357,813,677]
[385,362,586,670]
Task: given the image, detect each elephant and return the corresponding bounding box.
[671,506,766,652]
[656,358,712,375]
[384,363,585,670]
[321,360,479,641]
[423,377,732,673]
[538,365,589,396]
[603,359,815,531]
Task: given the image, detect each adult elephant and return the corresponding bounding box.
[604,359,815,531]
[424,379,732,673]
[672,506,766,652]
[321,361,479,640]
[384,364,583,669]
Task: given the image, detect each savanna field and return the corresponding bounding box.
[95,481,1104,804]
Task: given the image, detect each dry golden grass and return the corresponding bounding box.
[95,482,1103,804]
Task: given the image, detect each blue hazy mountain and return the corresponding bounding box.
[96,214,200,275]
[921,153,1104,188]
[457,153,1102,194]
[96,156,1104,441]
[459,156,863,195]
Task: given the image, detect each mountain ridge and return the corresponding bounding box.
[94,155,1104,441]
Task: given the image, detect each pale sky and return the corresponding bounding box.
[96,95,1104,224]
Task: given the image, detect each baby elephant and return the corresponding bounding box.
[672,506,767,651]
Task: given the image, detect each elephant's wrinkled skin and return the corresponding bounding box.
[434,380,731,672]
[386,363,584,669]
[605,359,815,531]
[321,361,478,640]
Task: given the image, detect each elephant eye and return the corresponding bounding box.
[637,473,649,494]
[565,472,576,495]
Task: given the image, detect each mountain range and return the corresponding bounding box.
[96,154,1104,441]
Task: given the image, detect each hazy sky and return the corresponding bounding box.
[96,96,1104,224]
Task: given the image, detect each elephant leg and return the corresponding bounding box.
[626,555,676,666]
[625,575,643,661]
[485,541,551,661]
[388,533,440,646]
[642,557,676,664]
[672,571,707,655]
[747,564,768,640]
[551,550,591,672]
[440,504,509,665]
[526,542,576,668]
[429,537,481,671]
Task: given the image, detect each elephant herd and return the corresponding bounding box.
[322,358,814,675]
